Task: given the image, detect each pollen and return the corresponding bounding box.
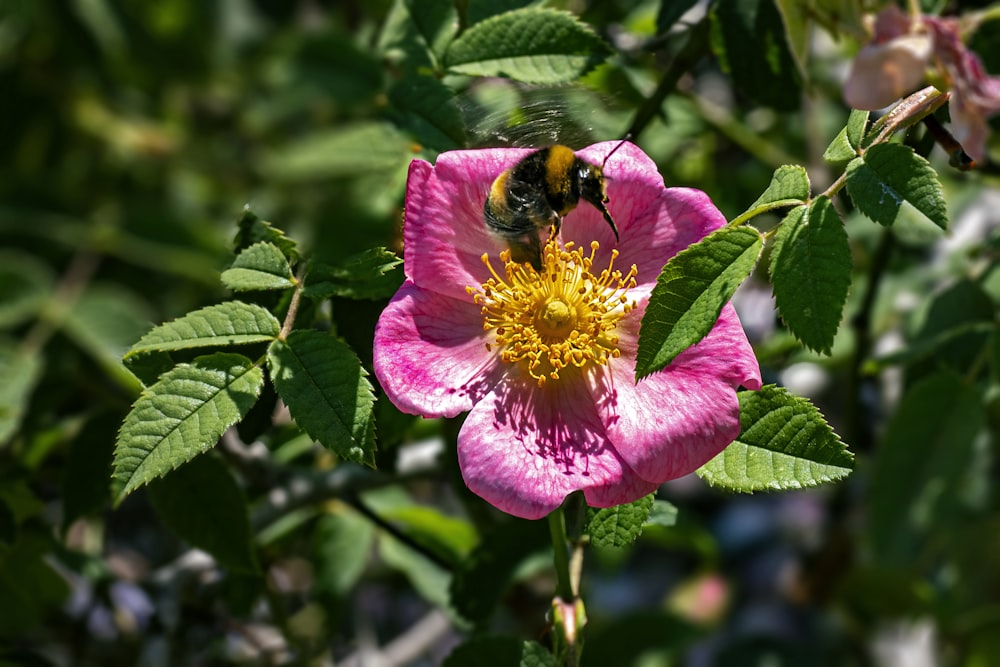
[466,234,638,387]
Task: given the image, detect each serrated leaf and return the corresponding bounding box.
[846,109,869,148]
[378,0,458,70]
[444,637,556,667]
[869,373,983,565]
[587,494,654,548]
[445,8,610,84]
[147,453,259,573]
[450,518,549,622]
[267,330,376,466]
[388,76,467,151]
[112,353,264,502]
[235,208,299,262]
[304,248,404,301]
[125,301,280,360]
[710,0,801,111]
[746,164,810,214]
[221,242,295,292]
[845,143,948,230]
[0,252,55,328]
[636,225,763,379]
[697,385,854,492]
[823,127,856,164]
[259,122,413,181]
[769,197,851,354]
[0,341,42,447]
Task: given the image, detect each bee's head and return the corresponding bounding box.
[578,163,618,241]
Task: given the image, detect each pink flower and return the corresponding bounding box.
[843,6,1000,162]
[373,142,761,519]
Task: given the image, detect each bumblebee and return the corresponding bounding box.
[484,142,625,270]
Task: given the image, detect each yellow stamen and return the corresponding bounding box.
[466,234,638,387]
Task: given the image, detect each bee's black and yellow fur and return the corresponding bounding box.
[484,145,620,270]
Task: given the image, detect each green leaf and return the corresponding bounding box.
[221,242,296,292]
[710,0,801,111]
[869,373,983,565]
[63,284,154,392]
[587,494,655,548]
[823,109,871,164]
[444,637,556,667]
[444,8,610,84]
[646,499,678,528]
[635,225,763,380]
[0,341,42,447]
[845,143,948,230]
[124,301,280,360]
[697,385,854,492]
[314,509,377,597]
[745,164,810,214]
[0,252,55,328]
[379,505,478,567]
[304,248,404,301]
[450,518,550,623]
[234,208,299,262]
[259,122,414,181]
[388,76,467,151]
[378,0,458,70]
[112,353,265,502]
[773,0,810,77]
[657,0,700,32]
[467,0,543,27]
[267,330,376,466]
[147,453,259,573]
[769,197,851,354]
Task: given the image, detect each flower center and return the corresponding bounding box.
[467,235,638,387]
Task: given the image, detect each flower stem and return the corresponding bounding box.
[548,507,574,601]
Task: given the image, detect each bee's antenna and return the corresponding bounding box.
[601,134,631,168]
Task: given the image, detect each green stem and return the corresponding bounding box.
[548,507,574,601]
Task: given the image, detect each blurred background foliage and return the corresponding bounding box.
[1,0,999,665]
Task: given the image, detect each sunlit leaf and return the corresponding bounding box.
[235,208,299,262]
[221,241,296,292]
[697,385,854,492]
[445,8,610,84]
[587,495,655,548]
[125,301,280,360]
[112,353,264,502]
[845,143,948,229]
[636,225,763,379]
[304,248,403,301]
[769,197,851,354]
[267,330,376,466]
[744,164,810,216]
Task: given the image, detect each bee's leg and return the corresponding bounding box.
[507,232,543,271]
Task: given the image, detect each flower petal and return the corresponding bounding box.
[567,143,727,288]
[458,370,656,520]
[373,281,502,418]
[604,304,761,484]
[404,150,533,300]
